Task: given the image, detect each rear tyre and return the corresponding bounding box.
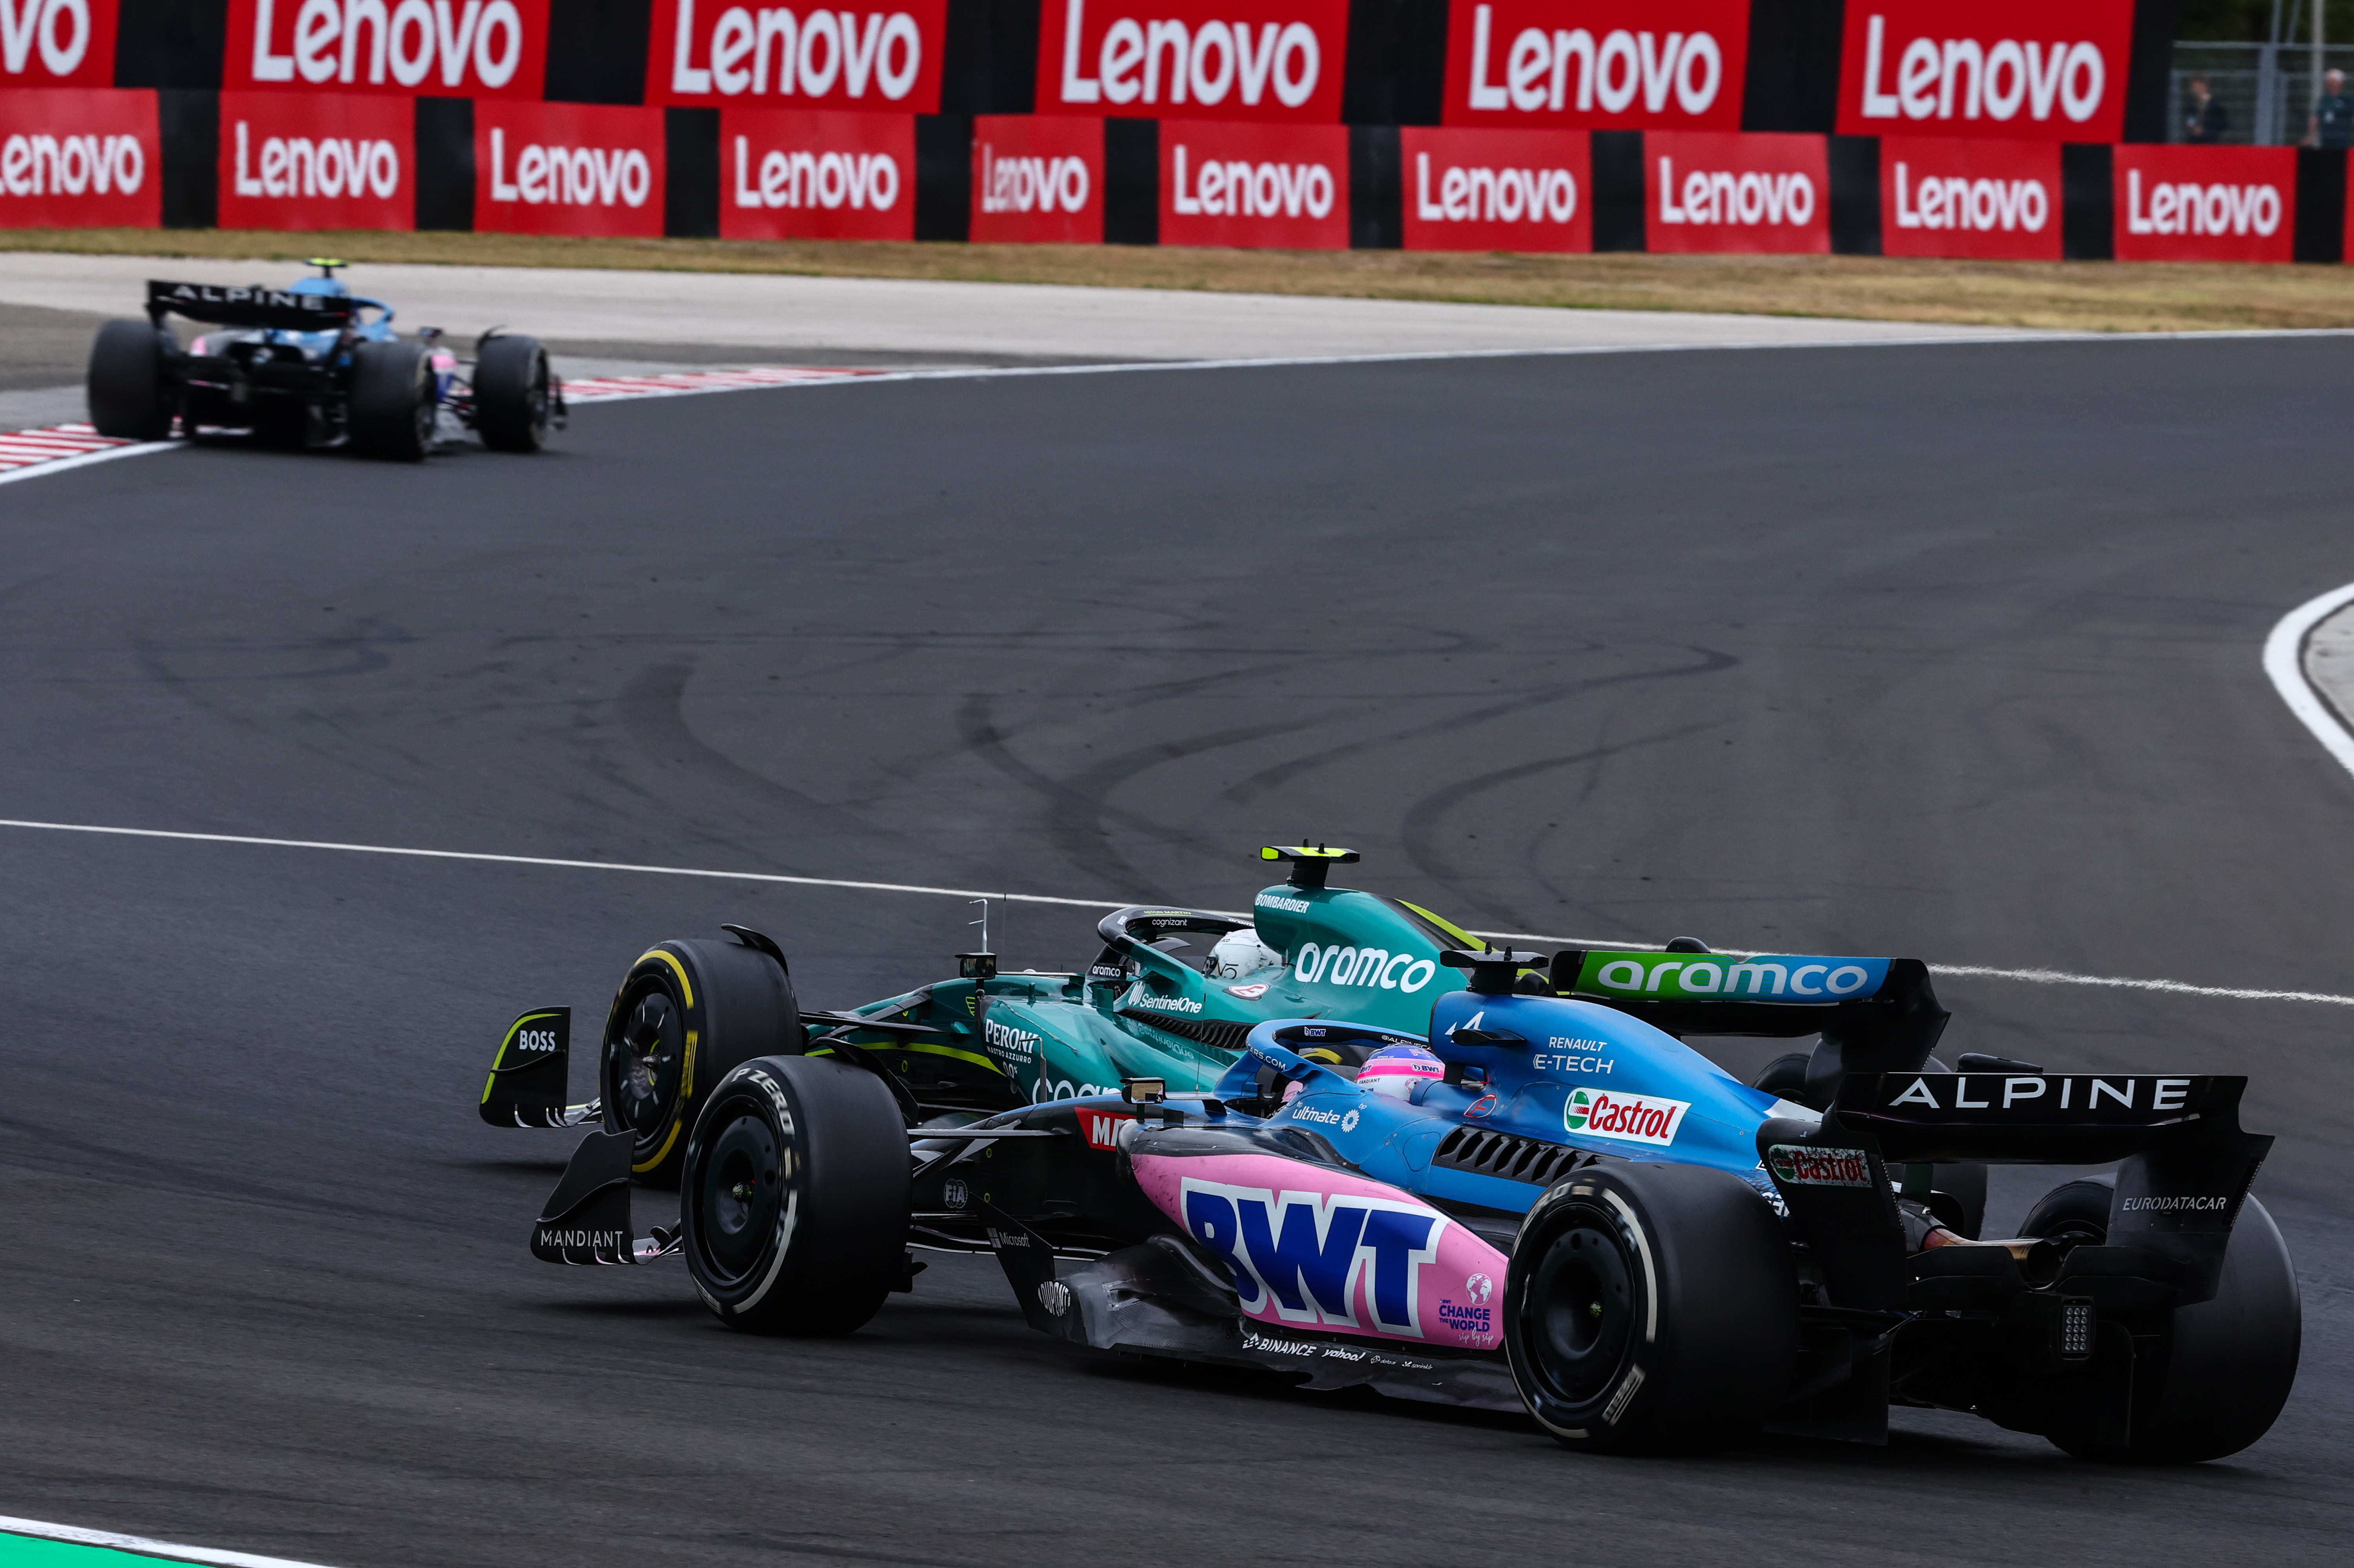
[2025,1179,2301,1463]
[1505,1163,1799,1454]
[473,333,552,452]
[681,1054,911,1335]
[348,339,435,460]
[602,936,804,1187]
[88,319,175,440]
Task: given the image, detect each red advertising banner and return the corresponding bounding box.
[1879,135,2058,259]
[226,0,551,97]
[475,100,664,237]
[0,87,159,228]
[1645,129,1825,253]
[218,89,412,230]
[1838,0,2135,143]
[2113,144,2293,264]
[1,0,119,87]
[1401,126,1588,251]
[650,0,945,113]
[1160,118,1347,246]
[1039,0,1349,122]
[1442,0,1747,131]
[722,106,912,240]
[972,113,1102,244]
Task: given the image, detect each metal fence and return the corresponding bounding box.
[2169,41,2354,144]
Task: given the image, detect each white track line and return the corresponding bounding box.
[0,434,175,487]
[2264,580,2354,779]
[0,1513,337,1568]
[0,817,2344,1009]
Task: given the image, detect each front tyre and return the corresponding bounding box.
[2025,1178,2301,1463]
[473,333,553,452]
[602,936,803,1187]
[348,339,436,460]
[681,1055,911,1335]
[1505,1163,1799,1455]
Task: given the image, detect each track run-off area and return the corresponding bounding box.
[2,332,2350,1568]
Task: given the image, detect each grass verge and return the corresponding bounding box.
[6,228,2354,333]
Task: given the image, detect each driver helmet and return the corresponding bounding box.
[1206,927,1284,979]
[1358,1043,1445,1099]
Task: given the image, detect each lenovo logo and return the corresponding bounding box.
[488,128,652,208]
[2124,170,2281,238]
[668,0,925,100]
[1892,162,2048,233]
[2,129,141,197]
[1055,0,1321,109]
[232,120,401,199]
[2,0,93,77]
[1463,5,1722,117]
[732,136,900,211]
[245,0,534,90]
[1413,150,1577,225]
[978,142,1089,215]
[1656,156,1814,227]
[1169,142,1333,218]
[1855,15,2104,126]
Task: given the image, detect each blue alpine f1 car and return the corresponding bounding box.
[512,860,2300,1463]
[88,261,561,459]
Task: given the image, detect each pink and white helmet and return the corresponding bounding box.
[1358,1043,1444,1099]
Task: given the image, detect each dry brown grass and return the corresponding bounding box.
[7,227,2354,333]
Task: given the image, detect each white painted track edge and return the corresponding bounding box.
[0,1514,339,1568]
[0,817,2346,1008]
[0,438,176,487]
[2263,580,2354,779]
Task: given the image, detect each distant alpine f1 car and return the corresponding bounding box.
[486,851,2299,1462]
[87,261,562,459]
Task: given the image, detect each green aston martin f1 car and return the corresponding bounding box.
[480,846,1505,1183]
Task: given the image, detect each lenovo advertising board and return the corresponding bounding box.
[1879,135,2059,259]
[475,100,664,236]
[1645,129,1826,253]
[227,0,551,97]
[1160,119,1347,246]
[218,88,412,230]
[722,106,912,239]
[972,113,1102,243]
[1443,0,1747,131]
[1401,126,1588,251]
[1838,0,2137,143]
[1040,0,1349,122]
[1,0,117,87]
[651,0,946,113]
[2112,144,2293,263]
[0,87,158,228]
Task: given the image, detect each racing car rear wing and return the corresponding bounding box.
[146,279,356,332]
[1552,948,1950,1100]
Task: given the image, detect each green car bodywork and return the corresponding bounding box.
[809,848,1493,1112]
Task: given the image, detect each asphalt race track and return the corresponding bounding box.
[3,339,2351,1568]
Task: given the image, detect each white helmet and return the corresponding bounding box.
[1206,927,1285,979]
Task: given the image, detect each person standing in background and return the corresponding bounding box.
[2183,74,2230,142]
[2309,69,2354,147]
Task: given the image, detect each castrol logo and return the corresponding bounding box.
[1564,1087,1690,1147]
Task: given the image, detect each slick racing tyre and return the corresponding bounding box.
[2025,1178,2301,1463]
[87,319,175,440]
[1505,1163,1799,1455]
[602,936,803,1187]
[348,339,436,460]
[681,1054,911,1335]
[472,333,553,452]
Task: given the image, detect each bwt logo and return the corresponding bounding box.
[732,139,901,210]
[1292,942,1436,992]
[1414,153,1577,225]
[232,122,402,200]
[1857,16,2106,125]
[978,144,1089,214]
[670,2,925,100]
[488,129,652,207]
[1058,0,1322,109]
[1892,164,2048,234]
[1465,5,1723,117]
[1,132,143,197]
[2,0,93,77]
[1657,158,1814,228]
[249,0,531,90]
[2125,171,2281,238]
[1181,1178,1444,1337]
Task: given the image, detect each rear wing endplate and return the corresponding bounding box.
[146,279,355,332]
